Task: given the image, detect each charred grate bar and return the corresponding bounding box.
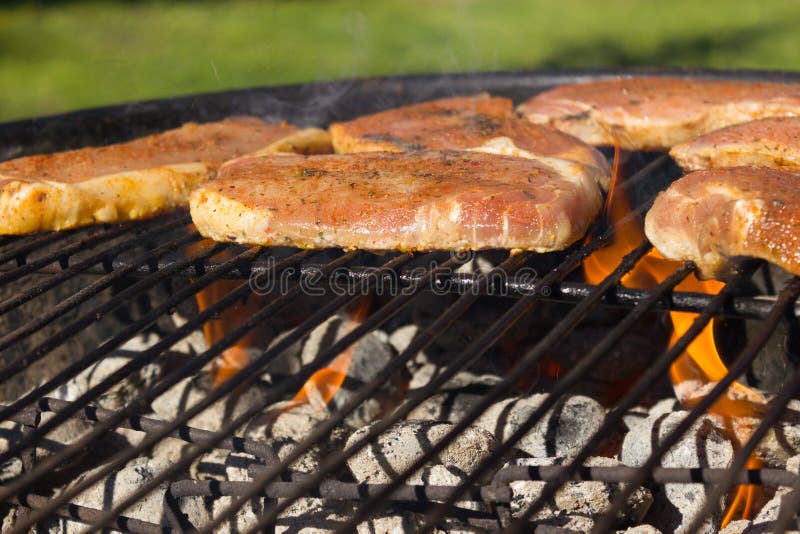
[0,69,799,533]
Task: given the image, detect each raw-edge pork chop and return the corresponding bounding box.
[671,116,800,171]
[519,77,800,151]
[190,150,604,252]
[329,94,611,189]
[644,166,800,279]
[0,116,331,234]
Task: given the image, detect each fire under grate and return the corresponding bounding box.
[2,69,800,533]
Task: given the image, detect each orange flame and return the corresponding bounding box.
[290,296,372,410]
[188,236,266,388]
[584,145,764,526]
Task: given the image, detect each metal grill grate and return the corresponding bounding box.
[1,69,800,533]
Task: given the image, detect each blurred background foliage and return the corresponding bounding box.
[1,0,799,121]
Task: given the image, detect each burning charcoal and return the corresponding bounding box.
[740,488,792,533]
[184,496,264,534]
[244,403,341,474]
[731,399,800,467]
[190,449,257,482]
[0,421,23,483]
[356,509,419,534]
[475,394,605,459]
[151,375,270,433]
[66,456,205,528]
[533,515,596,533]
[507,457,652,524]
[346,420,498,485]
[719,520,752,534]
[407,390,487,424]
[617,526,664,534]
[300,316,402,427]
[53,354,162,411]
[275,497,354,533]
[621,411,734,534]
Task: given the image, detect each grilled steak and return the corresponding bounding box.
[519,77,800,151]
[644,166,800,278]
[0,117,330,234]
[671,116,800,171]
[330,94,611,188]
[190,150,603,252]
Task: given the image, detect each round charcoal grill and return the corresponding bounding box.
[1,68,800,533]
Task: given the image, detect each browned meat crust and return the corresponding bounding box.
[519,77,800,151]
[0,117,330,234]
[671,116,800,171]
[190,150,604,252]
[329,94,611,189]
[644,166,800,278]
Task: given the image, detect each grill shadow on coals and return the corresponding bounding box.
[3,69,800,534]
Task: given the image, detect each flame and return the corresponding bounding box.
[189,236,265,388]
[584,145,764,525]
[289,296,372,410]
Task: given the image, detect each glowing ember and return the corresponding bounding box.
[290,296,372,410]
[584,145,766,525]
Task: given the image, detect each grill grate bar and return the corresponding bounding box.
[10,493,166,534]
[418,253,696,532]
[551,278,788,319]
[0,235,221,435]
[6,397,279,460]
[506,265,759,532]
[0,228,82,267]
[5,250,396,532]
[241,226,623,533]
[0,219,136,286]
[706,359,800,532]
[81,251,448,533]
[0,245,253,468]
[0,215,187,318]
[0,245,291,507]
[594,275,800,533]
[0,227,204,360]
[201,251,533,532]
[339,241,651,533]
[767,374,800,531]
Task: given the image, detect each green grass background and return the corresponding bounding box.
[2,0,800,121]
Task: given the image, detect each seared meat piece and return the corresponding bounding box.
[671,116,800,171]
[644,166,800,278]
[190,150,603,252]
[330,94,611,189]
[0,117,330,234]
[519,77,800,151]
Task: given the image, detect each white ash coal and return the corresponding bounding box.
[0,422,23,483]
[52,351,163,411]
[405,349,503,424]
[66,456,202,528]
[243,402,333,474]
[151,374,270,433]
[723,399,800,467]
[346,419,498,486]
[619,525,664,533]
[190,449,257,482]
[275,497,354,534]
[507,456,652,525]
[475,394,605,459]
[407,388,490,424]
[621,408,734,533]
